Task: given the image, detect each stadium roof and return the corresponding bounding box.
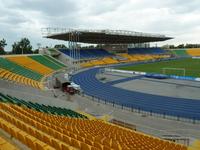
[43,28,173,44]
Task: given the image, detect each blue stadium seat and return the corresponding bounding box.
[128,48,167,55]
[58,48,113,59]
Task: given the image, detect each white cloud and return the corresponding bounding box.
[0,0,200,51]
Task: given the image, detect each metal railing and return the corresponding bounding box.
[80,93,200,124]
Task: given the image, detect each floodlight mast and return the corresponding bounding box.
[68,29,80,72]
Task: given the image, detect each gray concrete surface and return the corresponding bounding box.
[102,72,200,100]
[74,94,200,141]
[0,79,78,109]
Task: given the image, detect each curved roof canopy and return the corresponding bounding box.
[43,28,173,44]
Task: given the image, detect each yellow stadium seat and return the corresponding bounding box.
[81,142,91,150]
[81,62,94,68]
[61,143,71,150]
[71,138,81,149]
[0,136,20,150]
[25,135,37,149]
[93,141,103,149]
[187,48,200,56]
[0,103,188,150]
[7,73,16,81]
[7,56,53,75]
[0,70,9,78]
[102,57,119,64]
[63,135,71,145]
[51,139,62,150]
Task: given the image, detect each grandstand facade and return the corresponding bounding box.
[42,29,173,70]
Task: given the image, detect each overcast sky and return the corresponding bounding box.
[1,0,200,51]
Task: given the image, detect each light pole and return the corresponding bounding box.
[20,45,24,54]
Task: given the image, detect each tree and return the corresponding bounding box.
[0,39,7,55]
[177,44,184,49]
[12,38,33,54]
[96,44,102,48]
[169,45,175,49]
[33,49,39,54]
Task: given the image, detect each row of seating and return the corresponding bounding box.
[0,92,87,119]
[29,55,66,70]
[0,135,19,150]
[0,102,187,150]
[81,57,119,67]
[171,49,200,57]
[6,56,53,75]
[58,47,170,68]
[128,48,167,55]
[117,54,138,62]
[0,68,42,89]
[59,48,113,59]
[59,48,167,59]
[102,57,119,64]
[0,55,66,89]
[81,55,169,68]
[0,104,71,150]
[171,49,189,57]
[0,57,42,81]
[187,49,200,56]
[118,54,169,62]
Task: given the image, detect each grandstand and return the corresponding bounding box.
[59,48,113,59]
[56,47,170,68]
[29,55,66,70]
[128,48,167,55]
[0,93,86,118]
[7,56,53,75]
[0,55,66,89]
[187,48,200,57]
[171,49,189,57]
[0,93,187,150]
[171,48,200,57]
[44,29,172,67]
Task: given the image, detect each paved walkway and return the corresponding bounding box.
[0,79,78,109]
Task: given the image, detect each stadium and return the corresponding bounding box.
[0,26,200,150]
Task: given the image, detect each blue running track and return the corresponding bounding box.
[72,67,200,120]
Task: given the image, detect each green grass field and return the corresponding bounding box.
[118,58,200,77]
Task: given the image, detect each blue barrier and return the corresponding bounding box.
[145,73,168,79]
[113,57,199,82]
[145,73,198,81]
[169,75,197,81]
